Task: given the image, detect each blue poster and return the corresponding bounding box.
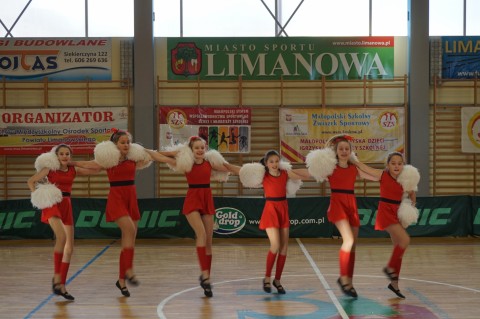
[442,36,480,79]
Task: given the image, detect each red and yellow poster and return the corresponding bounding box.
[279,108,405,163]
[158,107,251,153]
[461,107,480,153]
[0,107,128,155]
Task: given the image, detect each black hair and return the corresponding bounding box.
[54,144,72,155]
[188,136,206,149]
[387,151,404,164]
[260,150,280,171]
[110,130,132,144]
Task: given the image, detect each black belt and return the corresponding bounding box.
[380,197,402,205]
[265,197,287,201]
[188,184,210,188]
[62,192,71,197]
[110,180,135,187]
[331,189,354,194]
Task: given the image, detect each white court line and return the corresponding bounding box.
[157,259,480,319]
[296,238,349,319]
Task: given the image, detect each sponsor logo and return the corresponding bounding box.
[166,109,187,129]
[378,111,399,130]
[171,42,202,76]
[214,207,246,235]
[466,111,480,148]
[358,207,452,226]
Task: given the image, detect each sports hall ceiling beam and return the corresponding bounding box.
[259,0,288,37]
[1,0,33,37]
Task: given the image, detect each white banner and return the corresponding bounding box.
[0,107,128,155]
[279,107,405,163]
[0,38,112,80]
[461,107,480,153]
[159,107,251,153]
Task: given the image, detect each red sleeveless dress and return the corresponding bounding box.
[105,160,140,222]
[327,164,360,227]
[259,170,289,230]
[182,160,215,215]
[41,166,76,225]
[375,170,404,230]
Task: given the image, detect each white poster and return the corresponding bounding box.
[0,38,112,80]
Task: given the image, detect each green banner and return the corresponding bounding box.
[167,37,394,81]
[473,196,480,236]
[1,196,477,239]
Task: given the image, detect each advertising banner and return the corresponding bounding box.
[1,196,477,239]
[167,37,394,81]
[0,107,128,155]
[0,38,112,80]
[442,36,480,79]
[461,107,480,153]
[158,106,251,153]
[279,107,405,163]
[473,196,480,236]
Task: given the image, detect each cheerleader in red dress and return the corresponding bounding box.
[72,129,151,297]
[353,152,419,299]
[28,144,99,300]
[225,150,310,294]
[306,134,375,298]
[146,136,230,298]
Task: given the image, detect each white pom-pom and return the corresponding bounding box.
[239,163,265,188]
[127,143,149,162]
[31,184,63,209]
[398,198,419,228]
[205,149,228,166]
[94,141,120,169]
[349,152,359,163]
[168,144,194,173]
[279,160,292,171]
[305,148,337,182]
[34,152,60,172]
[127,143,152,170]
[211,170,230,182]
[397,165,420,192]
[287,179,302,197]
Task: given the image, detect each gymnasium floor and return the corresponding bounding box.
[1,237,479,319]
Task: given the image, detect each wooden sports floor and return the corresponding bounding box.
[1,237,479,319]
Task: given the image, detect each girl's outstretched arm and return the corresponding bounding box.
[76,166,103,176]
[353,161,382,181]
[145,149,177,166]
[224,163,241,175]
[70,160,103,170]
[288,168,312,180]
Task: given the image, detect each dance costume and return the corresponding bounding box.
[41,166,76,225]
[183,160,215,215]
[327,164,359,227]
[105,160,140,222]
[376,170,403,230]
[377,170,408,280]
[260,170,289,230]
[327,163,359,279]
[260,170,290,285]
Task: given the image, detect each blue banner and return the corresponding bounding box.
[442,36,480,79]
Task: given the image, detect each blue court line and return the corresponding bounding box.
[23,242,115,319]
